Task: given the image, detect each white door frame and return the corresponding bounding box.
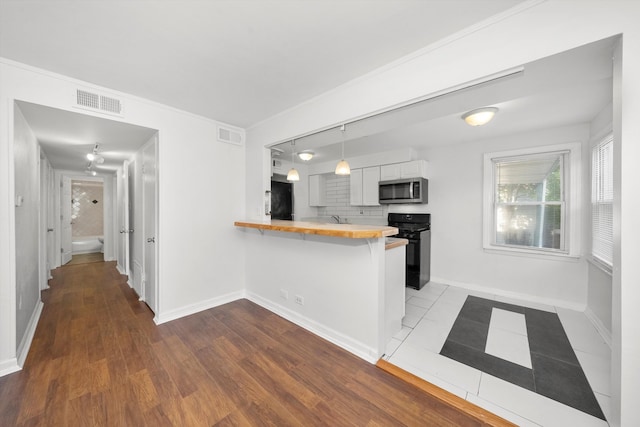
[53,171,107,267]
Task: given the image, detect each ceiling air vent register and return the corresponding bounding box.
[75,89,123,116]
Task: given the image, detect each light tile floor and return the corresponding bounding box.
[384,282,611,427]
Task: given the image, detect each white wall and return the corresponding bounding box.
[245,2,640,425]
[243,229,387,362]
[0,59,247,371]
[416,124,590,307]
[12,104,43,366]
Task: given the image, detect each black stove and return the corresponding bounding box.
[388,213,431,290]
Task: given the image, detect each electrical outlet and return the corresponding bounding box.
[295,295,304,305]
[280,289,288,300]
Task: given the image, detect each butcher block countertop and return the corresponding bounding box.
[385,237,408,250]
[234,220,398,239]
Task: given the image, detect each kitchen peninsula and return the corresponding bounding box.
[234,219,406,362]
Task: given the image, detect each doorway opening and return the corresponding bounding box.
[68,179,104,265]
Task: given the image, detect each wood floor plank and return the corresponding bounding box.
[0,260,513,426]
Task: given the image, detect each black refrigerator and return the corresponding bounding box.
[270,179,293,220]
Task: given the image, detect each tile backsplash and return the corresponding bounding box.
[316,175,388,220]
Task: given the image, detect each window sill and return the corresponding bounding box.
[483,245,581,262]
[586,256,613,276]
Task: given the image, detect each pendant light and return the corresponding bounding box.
[286,140,300,182]
[335,124,351,175]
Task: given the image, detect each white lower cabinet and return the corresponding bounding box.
[350,166,380,206]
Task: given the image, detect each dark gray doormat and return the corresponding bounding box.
[440,296,605,420]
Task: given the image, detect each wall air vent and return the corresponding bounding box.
[100,95,122,114]
[217,125,244,146]
[77,90,100,109]
[75,89,123,116]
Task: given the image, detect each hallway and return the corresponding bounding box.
[0,261,510,426]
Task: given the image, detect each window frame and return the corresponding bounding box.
[590,132,613,271]
[483,143,582,259]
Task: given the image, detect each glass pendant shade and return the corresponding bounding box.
[335,160,351,175]
[287,168,300,181]
[335,125,350,175]
[287,139,300,181]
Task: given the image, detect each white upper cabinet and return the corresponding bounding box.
[350,166,380,206]
[309,174,326,206]
[380,160,428,181]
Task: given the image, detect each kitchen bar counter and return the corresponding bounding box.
[236,218,404,363]
[234,219,398,239]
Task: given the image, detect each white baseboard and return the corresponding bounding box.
[116,263,126,276]
[0,358,20,377]
[245,291,379,364]
[17,300,44,367]
[584,307,612,348]
[431,276,587,312]
[154,290,245,325]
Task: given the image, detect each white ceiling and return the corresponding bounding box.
[16,101,158,174]
[0,0,524,128]
[0,1,613,174]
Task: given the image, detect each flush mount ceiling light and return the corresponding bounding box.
[461,107,499,126]
[298,151,314,161]
[335,124,351,175]
[287,140,300,182]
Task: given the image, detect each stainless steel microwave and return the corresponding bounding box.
[379,178,428,204]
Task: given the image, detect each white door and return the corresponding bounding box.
[39,153,54,289]
[116,163,130,276]
[142,137,158,314]
[46,163,55,277]
[61,175,72,265]
[128,160,144,298]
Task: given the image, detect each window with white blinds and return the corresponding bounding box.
[492,151,567,252]
[483,142,581,258]
[591,133,613,267]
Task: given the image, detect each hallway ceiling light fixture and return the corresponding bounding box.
[335,124,350,175]
[287,140,300,182]
[86,143,105,163]
[461,107,499,126]
[298,151,314,161]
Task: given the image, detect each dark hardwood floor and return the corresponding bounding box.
[0,261,512,426]
[66,252,104,266]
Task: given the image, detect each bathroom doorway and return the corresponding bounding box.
[68,178,104,264]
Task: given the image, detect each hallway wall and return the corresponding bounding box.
[12,103,43,365]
